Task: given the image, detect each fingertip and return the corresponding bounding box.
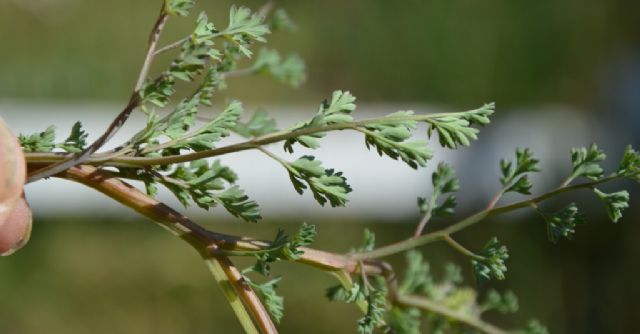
[0,197,32,256]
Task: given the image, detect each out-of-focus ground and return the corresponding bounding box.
[0,1,639,333]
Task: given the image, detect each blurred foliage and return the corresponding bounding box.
[0,0,638,108]
[1,211,640,333]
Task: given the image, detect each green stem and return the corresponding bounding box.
[24,106,488,168]
[204,257,260,334]
[353,175,619,260]
[443,234,484,261]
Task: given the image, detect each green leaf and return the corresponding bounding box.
[163,0,194,16]
[164,98,199,139]
[432,162,460,194]
[138,159,260,222]
[223,6,270,58]
[199,68,224,106]
[245,276,284,323]
[418,162,459,218]
[283,90,356,152]
[168,12,220,82]
[443,263,463,284]
[246,223,316,277]
[287,156,352,207]
[139,75,175,107]
[385,307,422,334]
[618,145,640,182]
[324,90,357,120]
[216,186,261,222]
[432,162,459,217]
[482,289,519,314]
[19,125,56,153]
[542,203,586,243]
[360,229,376,252]
[425,103,494,149]
[500,148,540,194]
[399,250,434,296]
[427,116,477,148]
[180,100,243,151]
[358,289,387,334]
[461,102,495,126]
[471,237,509,284]
[233,109,278,138]
[516,319,549,334]
[364,111,433,169]
[432,195,457,217]
[253,48,306,87]
[570,144,606,182]
[59,122,88,153]
[269,8,296,32]
[326,282,364,304]
[593,188,629,223]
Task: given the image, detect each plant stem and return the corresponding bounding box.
[61,165,277,334]
[413,193,437,237]
[136,9,169,90]
[25,7,169,183]
[24,107,488,168]
[443,234,484,261]
[55,164,620,333]
[352,175,619,260]
[204,257,261,334]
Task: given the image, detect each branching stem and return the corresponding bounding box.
[24,109,487,168]
[352,174,619,260]
[25,7,169,183]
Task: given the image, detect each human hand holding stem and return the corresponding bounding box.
[0,116,32,256]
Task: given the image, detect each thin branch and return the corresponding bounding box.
[25,96,140,183]
[413,195,437,238]
[136,9,169,90]
[154,37,189,56]
[443,234,484,261]
[485,188,505,211]
[25,7,169,183]
[222,67,257,79]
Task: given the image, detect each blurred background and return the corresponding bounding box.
[0,0,639,333]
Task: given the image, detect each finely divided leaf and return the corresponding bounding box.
[593,188,629,223]
[163,0,194,17]
[472,237,509,284]
[19,126,56,153]
[364,111,432,169]
[254,48,306,87]
[233,109,278,138]
[59,122,88,153]
[542,203,585,243]
[618,145,640,182]
[287,156,352,207]
[500,148,540,194]
[223,6,270,57]
[570,144,606,182]
[482,289,519,314]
